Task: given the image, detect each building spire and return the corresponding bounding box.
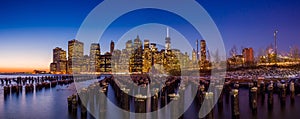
[167,27,169,38]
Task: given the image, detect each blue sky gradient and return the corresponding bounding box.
[0,0,299,71]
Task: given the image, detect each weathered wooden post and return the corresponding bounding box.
[134,94,147,119]
[79,88,88,118]
[267,83,274,110]
[98,88,107,119]
[216,85,224,110]
[279,83,286,107]
[231,89,240,119]
[168,93,180,119]
[204,92,214,119]
[290,82,295,104]
[250,87,258,114]
[72,95,78,116]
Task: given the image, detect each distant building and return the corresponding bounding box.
[130,36,143,73]
[196,40,199,60]
[50,47,67,74]
[68,39,84,74]
[33,70,47,74]
[100,52,112,72]
[144,39,150,49]
[126,40,133,53]
[228,55,244,68]
[242,48,254,65]
[143,39,151,73]
[192,49,197,62]
[110,40,115,54]
[200,40,207,62]
[200,40,207,69]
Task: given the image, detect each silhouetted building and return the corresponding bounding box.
[110,40,115,54]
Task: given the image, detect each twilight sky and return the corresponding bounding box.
[0,0,300,72]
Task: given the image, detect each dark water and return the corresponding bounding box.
[1,75,300,119]
[0,84,76,119]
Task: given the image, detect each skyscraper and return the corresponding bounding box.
[200,40,207,62]
[90,43,101,72]
[144,39,150,49]
[196,40,199,60]
[165,27,171,51]
[192,49,197,62]
[68,39,84,74]
[130,35,143,73]
[50,47,67,74]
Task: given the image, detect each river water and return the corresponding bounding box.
[0,74,300,119]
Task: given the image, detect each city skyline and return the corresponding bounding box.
[1,0,300,72]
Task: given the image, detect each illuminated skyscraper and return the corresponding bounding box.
[143,39,151,72]
[126,40,133,53]
[200,40,207,62]
[192,49,197,62]
[130,35,143,73]
[144,39,150,49]
[90,43,101,72]
[196,40,199,60]
[68,39,84,74]
[50,47,67,74]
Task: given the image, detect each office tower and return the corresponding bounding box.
[134,35,142,49]
[242,48,254,65]
[90,43,101,72]
[125,40,133,53]
[68,39,84,74]
[143,39,151,72]
[110,40,115,54]
[82,55,90,72]
[192,49,197,62]
[100,52,112,72]
[130,35,143,73]
[50,63,57,73]
[196,40,199,60]
[144,39,150,49]
[200,40,207,61]
[50,47,67,74]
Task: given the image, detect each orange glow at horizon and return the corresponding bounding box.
[0,67,49,73]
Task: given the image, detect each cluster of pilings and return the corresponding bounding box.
[67,76,109,119]
[221,79,298,119]
[2,75,74,96]
[66,74,299,119]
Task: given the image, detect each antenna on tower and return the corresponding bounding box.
[167,27,169,38]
